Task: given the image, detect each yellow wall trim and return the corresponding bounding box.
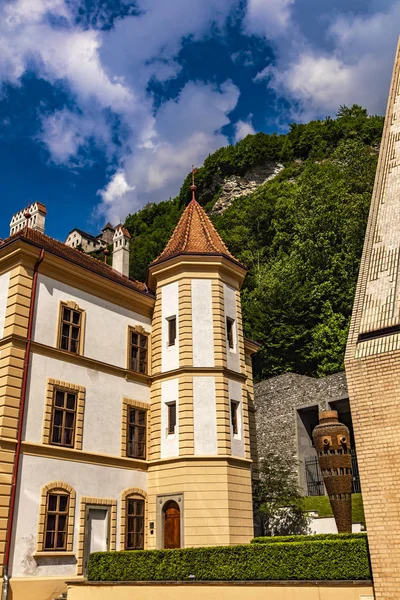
[151,366,247,383]
[77,497,117,575]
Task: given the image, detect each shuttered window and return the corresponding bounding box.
[125,498,145,550]
[168,402,177,435]
[44,493,69,551]
[127,407,147,459]
[51,389,77,447]
[129,330,148,374]
[167,316,176,347]
[59,305,82,354]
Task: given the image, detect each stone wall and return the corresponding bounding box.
[253,372,348,493]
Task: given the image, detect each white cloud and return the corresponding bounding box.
[251,0,400,120]
[244,0,295,39]
[97,80,240,221]
[234,115,256,142]
[0,0,242,224]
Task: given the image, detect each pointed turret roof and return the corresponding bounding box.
[150,196,244,268]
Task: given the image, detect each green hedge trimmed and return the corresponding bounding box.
[88,537,370,582]
[251,532,367,544]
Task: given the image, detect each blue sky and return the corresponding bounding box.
[0,0,398,241]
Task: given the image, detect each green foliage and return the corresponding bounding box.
[251,532,366,544]
[123,106,384,379]
[253,450,310,536]
[88,536,371,582]
[302,493,365,525]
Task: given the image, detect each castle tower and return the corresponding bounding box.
[147,178,256,549]
[9,202,46,235]
[345,38,400,599]
[112,225,131,277]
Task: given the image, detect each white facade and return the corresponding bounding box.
[192,279,214,368]
[0,271,10,338]
[24,353,149,456]
[193,376,217,455]
[223,283,240,372]
[11,454,147,577]
[65,230,105,253]
[160,378,179,458]
[161,282,179,372]
[229,378,244,458]
[33,274,151,369]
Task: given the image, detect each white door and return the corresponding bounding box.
[84,507,110,574]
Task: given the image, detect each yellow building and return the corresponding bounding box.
[0,189,257,600]
[345,39,400,600]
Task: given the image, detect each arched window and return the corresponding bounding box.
[37,482,76,553]
[120,488,147,550]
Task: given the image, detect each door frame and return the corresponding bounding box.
[156,493,184,549]
[83,505,111,575]
[78,497,117,576]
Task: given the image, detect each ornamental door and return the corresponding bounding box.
[163,500,180,549]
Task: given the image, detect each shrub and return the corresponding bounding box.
[88,536,370,582]
[251,532,366,544]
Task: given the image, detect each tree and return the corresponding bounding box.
[253,450,310,537]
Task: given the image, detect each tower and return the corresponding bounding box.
[112,225,131,277]
[345,38,400,599]
[147,176,256,549]
[9,202,46,235]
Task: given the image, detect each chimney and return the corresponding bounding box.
[112,225,131,277]
[9,202,47,236]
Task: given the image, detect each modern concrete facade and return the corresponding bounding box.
[345,38,400,600]
[0,192,257,599]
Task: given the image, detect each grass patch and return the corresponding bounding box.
[302,493,365,524]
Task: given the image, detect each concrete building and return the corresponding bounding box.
[345,39,400,600]
[0,190,257,599]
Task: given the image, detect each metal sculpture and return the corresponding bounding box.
[312,410,352,533]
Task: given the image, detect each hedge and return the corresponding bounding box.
[88,536,370,582]
[251,532,367,544]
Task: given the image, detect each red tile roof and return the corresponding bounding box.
[151,198,244,268]
[0,228,152,296]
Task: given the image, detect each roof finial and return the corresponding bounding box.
[190,166,197,202]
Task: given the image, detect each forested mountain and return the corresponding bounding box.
[124,106,384,381]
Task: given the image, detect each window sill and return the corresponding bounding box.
[33,551,76,558]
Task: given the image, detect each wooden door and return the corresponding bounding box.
[163,501,180,549]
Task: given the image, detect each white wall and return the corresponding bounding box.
[11,453,147,577]
[0,271,10,339]
[223,283,240,372]
[229,379,244,458]
[33,274,151,369]
[161,282,179,372]
[192,279,214,368]
[24,353,150,457]
[160,378,179,458]
[193,377,217,455]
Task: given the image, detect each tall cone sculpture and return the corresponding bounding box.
[312,411,352,533]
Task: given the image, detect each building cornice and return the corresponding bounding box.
[151,366,248,383]
[20,441,148,471]
[0,335,152,385]
[148,455,252,468]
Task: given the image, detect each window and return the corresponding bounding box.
[44,492,69,551]
[168,402,177,435]
[226,317,235,349]
[59,304,83,354]
[231,400,239,435]
[50,388,77,447]
[129,329,148,374]
[127,407,147,459]
[167,316,176,347]
[125,497,145,550]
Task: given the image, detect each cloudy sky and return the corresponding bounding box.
[0,0,398,240]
